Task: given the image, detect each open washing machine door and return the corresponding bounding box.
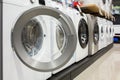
[52,8,77,74]
[12,6,77,72]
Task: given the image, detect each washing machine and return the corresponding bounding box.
[108,20,112,45]
[2,0,77,80]
[87,14,99,55]
[68,0,89,62]
[97,17,104,50]
[109,21,114,45]
[101,19,107,48]
[110,21,114,44]
[106,20,110,46]
[52,0,77,74]
[103,19,108,47]
[73,10,89,62]
[107,20,111,45]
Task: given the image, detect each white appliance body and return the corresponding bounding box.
[3,0,77,80]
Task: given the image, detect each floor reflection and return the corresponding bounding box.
[74,44,120,80]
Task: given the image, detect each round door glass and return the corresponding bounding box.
[93,22,99,44]
[22,19,43,57]
[78,19,89,48]
[21,15,67,62]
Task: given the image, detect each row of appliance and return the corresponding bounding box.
[1,0,114,80]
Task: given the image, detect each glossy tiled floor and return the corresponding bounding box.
[74,44,120,80]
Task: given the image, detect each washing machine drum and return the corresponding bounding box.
[12,6,77,72]
[78,19,89,48]
[93,22,99,45]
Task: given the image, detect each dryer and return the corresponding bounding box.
[2,0,77,80]
[73,10,89,62]
[87,15,99,55]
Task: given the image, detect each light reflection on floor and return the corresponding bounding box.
[74,44,120,80]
